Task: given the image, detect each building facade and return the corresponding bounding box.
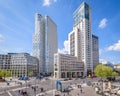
[32,13,58,74]
[92,35,99,69]
[11,53,38,77]
[0,54,11,70]
[0,53,38,77]
[69,2,93,75]
[54,53,84,79]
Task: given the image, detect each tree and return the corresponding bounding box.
[0,70,11,79]
[28,71,34,77]
[94,64,113,78]
[51,72,54,77]
[67,71,72,78]
[111,71,118,77]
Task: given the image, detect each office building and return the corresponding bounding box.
[69,2,93,75]
[54,53,84,78]
[92,35,99,69]
[11,53,38,77]
[32,13,58,74]
[0,54,11,70]
[0,53,38,77]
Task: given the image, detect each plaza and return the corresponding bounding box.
[0,77,105,96]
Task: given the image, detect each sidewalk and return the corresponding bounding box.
[36,86,100,96]
[69,86,100,96]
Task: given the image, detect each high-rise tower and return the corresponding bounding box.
[92,35,99,69]
[69,2,93,75]
[32,13,58,74]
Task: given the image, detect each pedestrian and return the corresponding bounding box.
[18,90,20,93]
[21,90,23,95]
[80,88,82,93]
[18,90,20,96]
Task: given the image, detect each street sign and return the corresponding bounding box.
[56,81,62,86]
[56,81,62,92]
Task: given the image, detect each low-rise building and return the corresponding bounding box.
[54,53,84,79]
[10,53,38,77]
[0,54,11,70]
[0,53,39,77]
[114,64,120,74]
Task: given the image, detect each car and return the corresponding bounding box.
[107,76,115,81]
[36,75,43,79]
[18,76,29,80]
[64,78,68,81]
[67,86,73,90]
[62,88,70,92]
[23,76,29,80]
[69,78,72,80]
[18,77,24,80]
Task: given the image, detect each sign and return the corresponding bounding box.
[56,81,62,92]
[56,81,62,86]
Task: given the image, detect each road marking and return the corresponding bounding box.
[7,91,13,96]
[36,89,55,96]
[11,87,27,91]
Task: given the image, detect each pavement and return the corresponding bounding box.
[35,86,100,96]
[0,77,101,96]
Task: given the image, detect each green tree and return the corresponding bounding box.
[111,71,118,77]
[94,64,113,78]
[28,71,34,77]
[0,70,11,79]
[67,71,72,78]
[51,72,54,77]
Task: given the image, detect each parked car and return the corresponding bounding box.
[18,76,29,80]
[78,76,86,79]
[23,76,29,80]
[18,77,24,80]
[67,86,73,90]
[36,75,43,79]
[64,78,68,81]
[69,78,72,80]
[62,88,70,92]
[107,76,115,81]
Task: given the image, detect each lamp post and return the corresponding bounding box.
[25,80,27,91]
[34,76,37,96]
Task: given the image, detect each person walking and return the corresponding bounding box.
[80,88,82,93]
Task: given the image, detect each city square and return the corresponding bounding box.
[0,0,120,96]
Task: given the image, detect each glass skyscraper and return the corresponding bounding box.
[69,2,93,76]
[32,13,58,74]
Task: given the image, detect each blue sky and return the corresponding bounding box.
[0,0,120,64]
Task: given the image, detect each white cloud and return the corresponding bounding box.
[107,40,120,51]
[43,0,57,6]
[58,40,69,54]
[0,34,4,42]
[43,0,51,6]
[99,18,108,29]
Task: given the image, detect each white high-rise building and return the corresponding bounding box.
[32,13,58,74]
[69,2,93,76]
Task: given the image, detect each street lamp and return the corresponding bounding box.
[33,76,37,96]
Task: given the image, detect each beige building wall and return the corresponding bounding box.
[54,53,84,79]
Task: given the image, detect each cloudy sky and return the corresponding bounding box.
[0,0,120,64]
